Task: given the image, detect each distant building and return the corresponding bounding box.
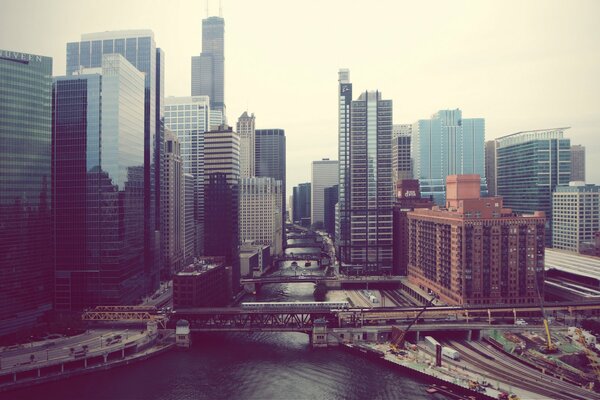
[293,183,311,226]
[165,96,211,256]
[485,140,496,196]
[162,130,185,276]
[239,243,271,277]
[0,49,53,336]
[496,128,571,246]
[552,182,599,253]
[239,177,283,256]
[203,125,240,290]
[324,185,339,238]
[311,159,338,227]
[184,173,196,266]
[408,175,545,305]
[173,258,231,308]
[412,109,486,205]
[53,54,146,311]
[237,111,255,178]
[392,124,412,187]
[191,16,225,117]
[392,180,434,276]
[570,145,586,182]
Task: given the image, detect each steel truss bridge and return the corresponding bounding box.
[81,306,168,328]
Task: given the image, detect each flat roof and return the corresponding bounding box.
[545,248,600,281]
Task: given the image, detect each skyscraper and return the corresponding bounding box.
[237,111,255,178]
[53,54,146,310]
[311,159,338,226]
[336,68,352,261]
[570,144,586,182]
[184,173,196,266]
[67,30,164,292]
[0,49,53,336]
[192,16,225,117]
[255,129,286,246]
[162,129,185,276]
[485,140,497,196]
[392,124,412,187]
[347,91,393,274]
[412,109,486,205]
[496,128,571,246]
[165,96,211,256]
[324,185,339,239]
[292,183,311,226]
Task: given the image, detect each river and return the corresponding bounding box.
[10,256,438,400]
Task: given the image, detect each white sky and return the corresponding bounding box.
[2,0,599,194]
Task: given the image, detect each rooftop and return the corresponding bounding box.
[545,249,600,281]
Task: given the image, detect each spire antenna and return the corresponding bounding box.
[206,0,209,17]
[219,0,223,17]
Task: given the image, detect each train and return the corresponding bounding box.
[241,301,350,311]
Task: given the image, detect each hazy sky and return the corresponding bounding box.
[2,0,599,194]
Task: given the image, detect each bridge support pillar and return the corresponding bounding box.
[84,358,88,368]
[37,368,40,378]
[311,318,329,348]
[61,363,64,373]
[415,330,420,342]
[103,353,108,363]
[467,330,472,341]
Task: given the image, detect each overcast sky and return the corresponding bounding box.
[2,0,599,194]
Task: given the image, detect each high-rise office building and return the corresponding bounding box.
[239,177,283,256]
[408,175,546,305]
[0,49,53,336]
[336,68,352,260]
[237,111,255,178]
[347,91,393,274]
[184,173,196,266]
[324,185,339,239]
[311,159,338,226]
[204,125,240,290]
[292,183,311,226]
[552,182,599,253]
[192,16,225,117]
[162,129,185,276]
[165,96,211,256]
[485,140,497,196]
[412,109,486,205]
[255,129,286,247]
[67,30,164,292]
[570,145,586,182]
[496,128,571,246]
[392,124,412,187]
[53,54,146,311]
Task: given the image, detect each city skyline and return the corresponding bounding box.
[2,0,599,194]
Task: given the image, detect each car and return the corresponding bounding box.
[515,319,528,326]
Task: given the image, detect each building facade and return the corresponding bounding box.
[67,29,164,293]
[346,91,393,274]
[412,109,486,205]
[162,130,185,276]
[53,54,146,311]
[239,177,283,255]
[237,111,255,178]
[336,68,353,260]
[552,183,599,253]
[311,159,338,226]
[165,96,210,256]
[0,49,53,337]
[173,258,231,308]
[184,173,196,266]
[570,144,586,182]
[496,128,571,246]
[324,185,339,238]
[292,183,311,226]
[407,175,546,306]
[392,124,412,188]
[191,16,225,117]
[485,140,496,196]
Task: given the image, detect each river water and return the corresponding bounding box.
[10,254,437,400]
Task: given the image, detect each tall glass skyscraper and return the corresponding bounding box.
[192,16,225,117]
[66,30,164,293]
[53,54,146,310]
[347,91,393,274]
[412,109,486,205]
[336,68,352,261]
[496,128,571,246]
[0,49,53,337]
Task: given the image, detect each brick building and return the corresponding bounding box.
[173,257,232,308]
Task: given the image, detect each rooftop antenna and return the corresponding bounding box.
[219,0,223,17]
[206,0,209,17]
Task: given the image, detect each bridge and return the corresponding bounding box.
[241,275,405,292]
[285,243,322,250]
[240,275,334,285]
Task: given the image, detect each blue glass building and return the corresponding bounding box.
[0,49,53,337]
[412,109,486,205]
[496,128,571,246]
[53,54,146,310]
[66,30,164,293]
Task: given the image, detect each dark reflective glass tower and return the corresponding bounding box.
[192,17,225,117]
[0,49,53,337]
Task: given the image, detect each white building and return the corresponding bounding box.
[392,124,412,187]
[311,159,338,225]
[239,177,282,255]
[553,182,600,253]
[184,173,195,265]
[236,111,255,178]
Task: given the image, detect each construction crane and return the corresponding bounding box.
[574,328,600,390]
[533,271,557,353]
[390,293,438,352]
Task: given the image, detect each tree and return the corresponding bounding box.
[314,282,328,302]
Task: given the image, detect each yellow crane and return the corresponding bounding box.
[575,328,600,389]
[534,272,557,353]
